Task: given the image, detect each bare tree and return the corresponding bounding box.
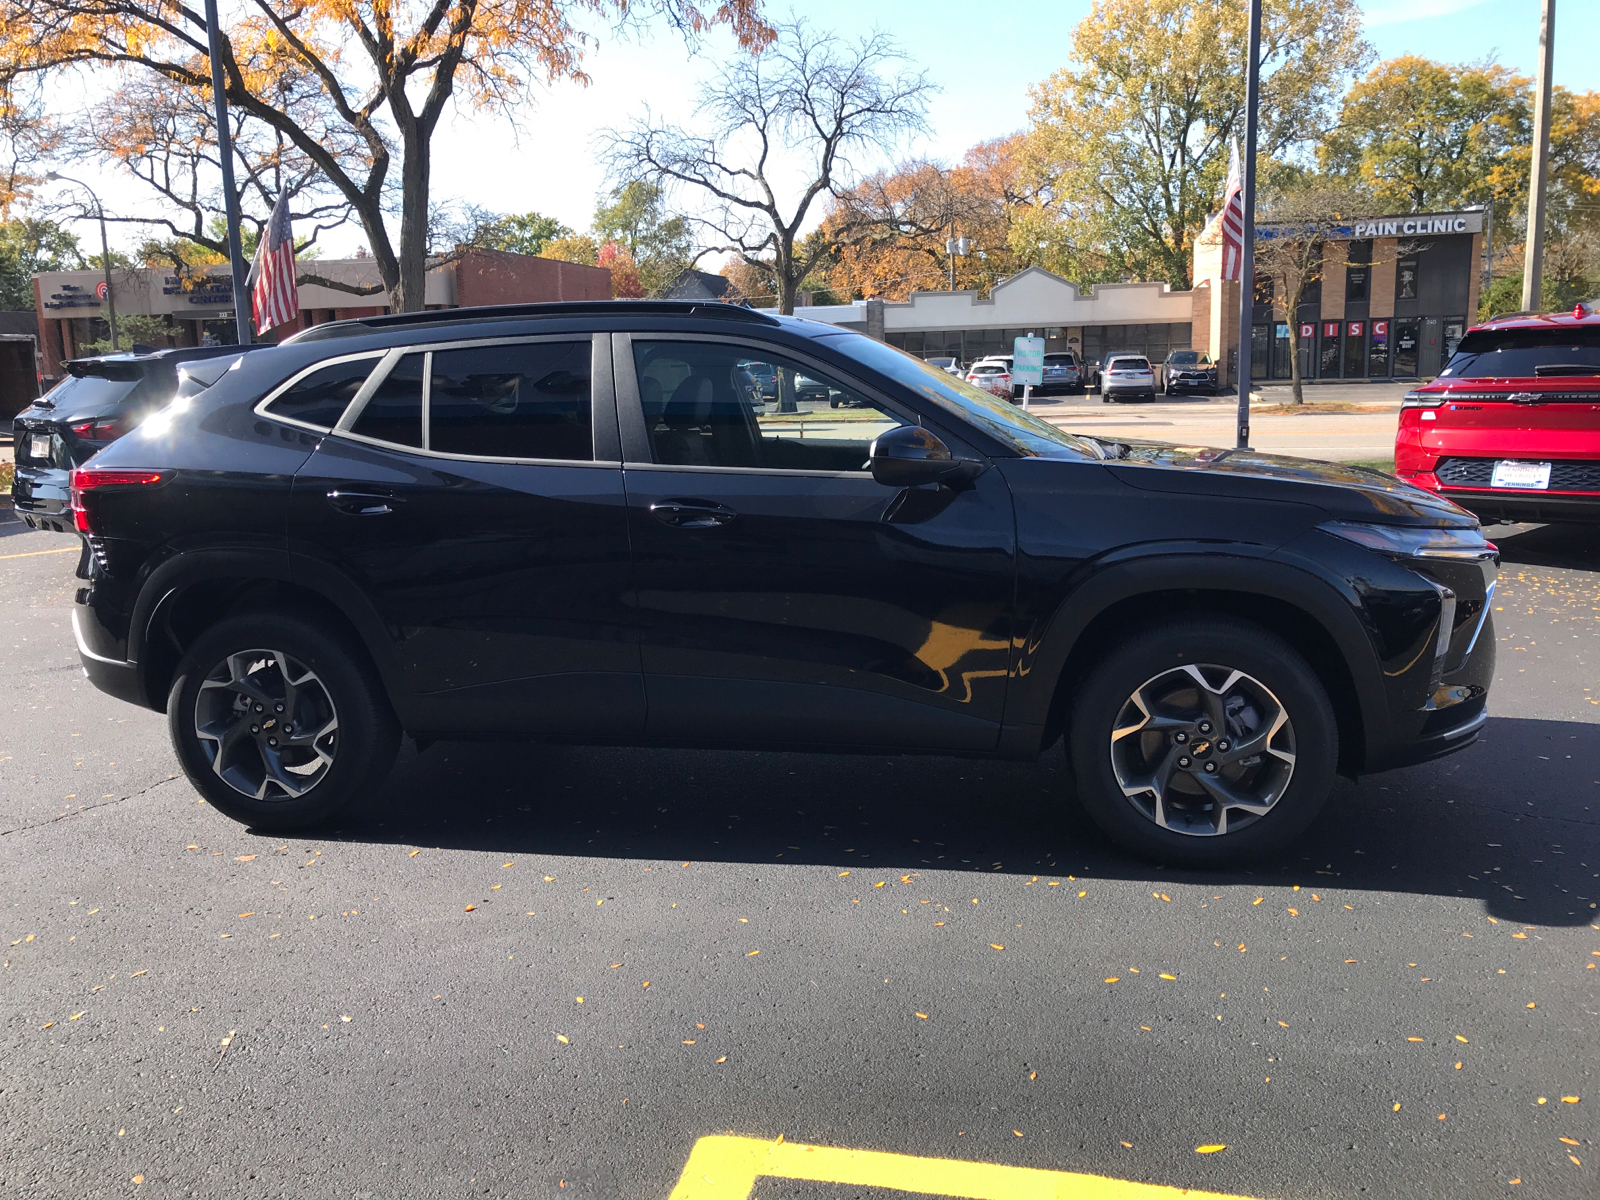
[74,71,360,279]
[603,19,935,318]
[1254,183,1419,404]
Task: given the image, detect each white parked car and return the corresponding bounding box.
[1099,354,1157,403]
[926,356,963,376]
[965,358,1013,399]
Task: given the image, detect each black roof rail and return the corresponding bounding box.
[281,300,783,344]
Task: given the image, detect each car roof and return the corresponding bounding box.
[282,300,783,344]
[64,342,268,377]
[1470,303,1600,333]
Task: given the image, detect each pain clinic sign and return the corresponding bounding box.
[1350,214,1473,237]
[1299,323,1314,339]
[94,280,108,300]
[1372,320,1389,344]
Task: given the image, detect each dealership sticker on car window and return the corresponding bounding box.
[1490,461,1552,490]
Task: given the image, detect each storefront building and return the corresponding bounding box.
[794,266,1198,367]
[32,249,611,382]
[1192,208,1485,384]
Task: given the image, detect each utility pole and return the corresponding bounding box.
[1521,0,1555,313]
[1235,0,1262,450]
[206,0,253,345]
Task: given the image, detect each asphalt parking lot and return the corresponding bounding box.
[2,506,1596,1200]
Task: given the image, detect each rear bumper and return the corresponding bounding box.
[1104,387,1155,401]
[72,607,148,708]
[11,466,76,534]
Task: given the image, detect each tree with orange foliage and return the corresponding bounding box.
[824,136,1035,301]
[597,240,644,298]
[2,1,771,310]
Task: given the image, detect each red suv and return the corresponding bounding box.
[1395,303,1600,523]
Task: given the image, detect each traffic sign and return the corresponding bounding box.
[1012,336,1044,387]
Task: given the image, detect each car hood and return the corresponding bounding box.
[1083,437,1477,526]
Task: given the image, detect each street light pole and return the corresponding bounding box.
[205,0,253,345]
[46,172,118,351]
[1235,0,1262,450]
[1521,0,1555,312]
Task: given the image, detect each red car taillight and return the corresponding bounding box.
[68,415,132,441]
[68,469,168,535]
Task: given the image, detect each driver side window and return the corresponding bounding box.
[633,341,906,472]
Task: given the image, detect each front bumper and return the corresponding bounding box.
[1436,488,1600,525]
[1166,374,1217,392]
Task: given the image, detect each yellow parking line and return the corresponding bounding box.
[668,1136,1260,1200]
[0,546,77,560]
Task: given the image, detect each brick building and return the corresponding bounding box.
[32,248,610,382]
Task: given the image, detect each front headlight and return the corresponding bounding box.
[1320,521,1497,561]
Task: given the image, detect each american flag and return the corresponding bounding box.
[1218,138,1245,282]
[249,192,298,334]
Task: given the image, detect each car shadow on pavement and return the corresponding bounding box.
[321,715,1599,927]
[1484,521,1600,572]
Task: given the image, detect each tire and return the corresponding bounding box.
[1067,618,1336,866]
[167,612,401,832]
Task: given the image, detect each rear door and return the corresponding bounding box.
[287,333,643,738]
[614,333,1016,752]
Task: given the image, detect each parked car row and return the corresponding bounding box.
[32,299,1498,869]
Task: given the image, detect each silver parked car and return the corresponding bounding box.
[1099,354,1157,403]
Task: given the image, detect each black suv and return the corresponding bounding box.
[68,301,1496,864]
[12,345,263,532]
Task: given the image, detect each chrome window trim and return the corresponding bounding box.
[622,462,869,480]
[329,334,611,467]
[252,350,391,434]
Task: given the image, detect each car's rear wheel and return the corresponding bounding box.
[1068,618,1336,866]
[168,612,400,832]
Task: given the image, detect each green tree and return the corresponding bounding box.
[475,212,575,258]
[593,182,693,297]
[0,215,81,308]
[1319,57,1527,215]
[1022,0,1371,289]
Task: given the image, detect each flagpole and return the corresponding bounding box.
[205,0,253,345]
[1235,0,1262,449]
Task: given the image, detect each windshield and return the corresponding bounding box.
[1168,351,1209,365]
[823,333,1099,460]
[37,370,146,415]
[1441,327,1600,379]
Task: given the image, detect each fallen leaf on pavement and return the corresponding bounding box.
[915,1012,928,1019]
[463,905,476,912]
[234,855,256,862]
[556,1034,569,1044]
[1194,1144,1226,1154]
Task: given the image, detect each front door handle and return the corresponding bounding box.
[327,489,403,516]
[650,499,736,529]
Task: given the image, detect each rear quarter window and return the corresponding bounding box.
[263,356,381,429]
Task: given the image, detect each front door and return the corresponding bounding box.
[614,335,1016,752]
[287,333,643,737]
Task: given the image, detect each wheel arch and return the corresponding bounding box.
[1018,556,1383,776]
[131,552,403,714]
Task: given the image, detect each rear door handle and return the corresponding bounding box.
[327,489,403,516]
[650,499,736,529]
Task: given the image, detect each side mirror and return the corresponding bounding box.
[868,424,987,488]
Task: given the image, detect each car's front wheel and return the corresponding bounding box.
[1068,618,1336,866]
[168,612,400,832]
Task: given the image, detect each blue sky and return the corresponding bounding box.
[70,1,1596,256]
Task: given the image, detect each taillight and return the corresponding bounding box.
[67,415,131,441]
[68,468,169,535]
[1401,391,1445,409]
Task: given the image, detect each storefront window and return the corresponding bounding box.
[1345,240,1372,303]
[1394,318,1420,376]
[1442,318,1466,360]
[1272,324,1292,379]
[1251,324,1271,378]
[1342,321,1366,377]
[1397,259,1419,301]
[1319,321,1341,378]
[1368,320,1391,376]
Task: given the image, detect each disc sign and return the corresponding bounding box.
[1012,336,1044,387]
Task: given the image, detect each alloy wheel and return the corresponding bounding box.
[1108,663,1296,837]
[194,649,339,801]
